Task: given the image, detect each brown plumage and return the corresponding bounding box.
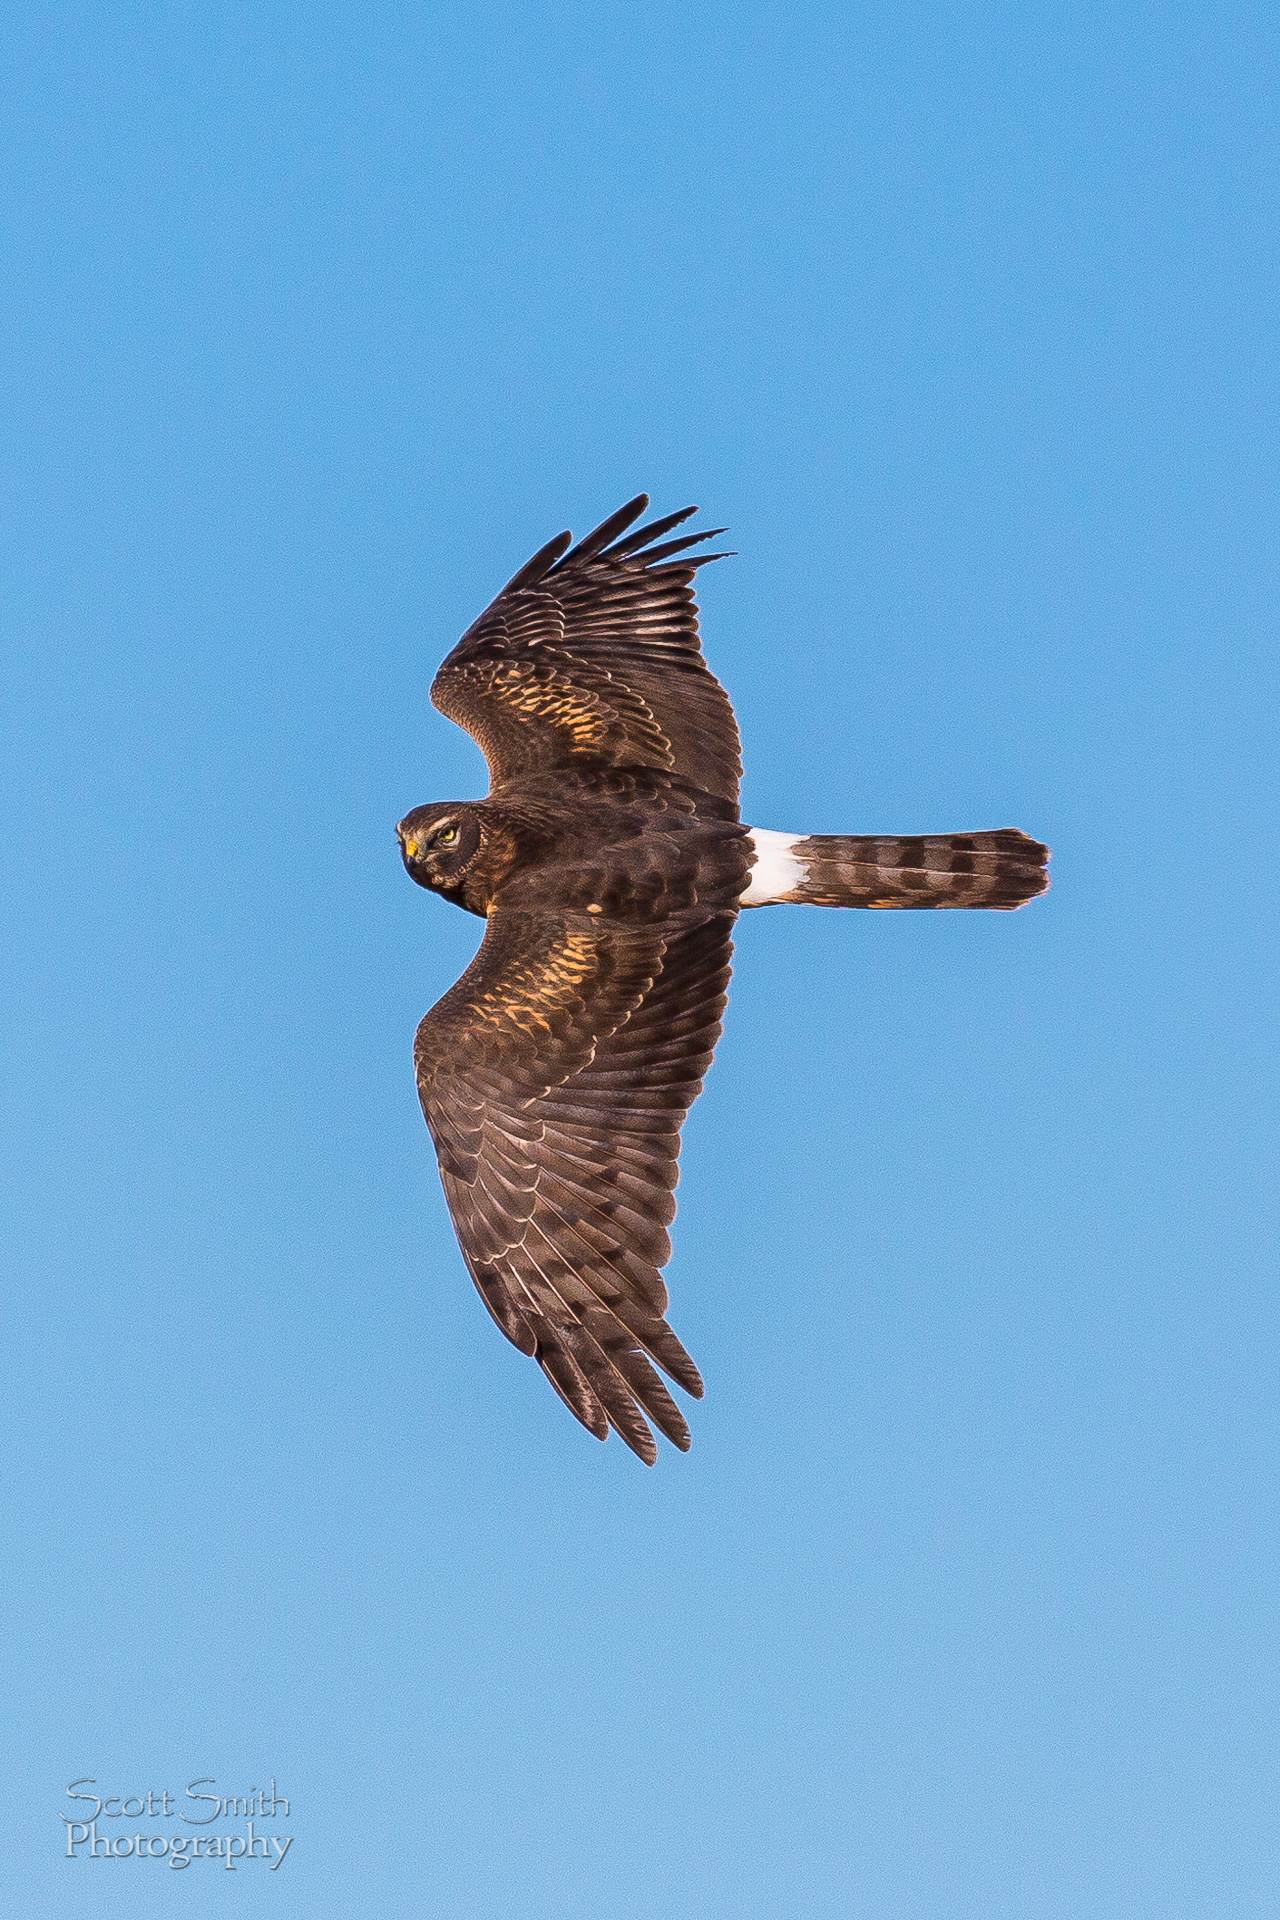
[398,495,1049,1462]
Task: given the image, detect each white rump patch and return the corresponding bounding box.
[741,828,805,906]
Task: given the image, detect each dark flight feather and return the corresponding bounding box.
[606,503,701,557]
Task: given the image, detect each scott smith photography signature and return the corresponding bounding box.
[62,1778,293,1870]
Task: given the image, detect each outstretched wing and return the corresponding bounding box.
[415,905,735,1462]
[432,495,742,806]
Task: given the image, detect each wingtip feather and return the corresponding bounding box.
[562,494,651,566]
[501,528,573,595]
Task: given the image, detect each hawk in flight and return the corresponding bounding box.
[399,496,1048,1462]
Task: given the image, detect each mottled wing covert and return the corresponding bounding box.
[432,496,742,805]
[414,907,735,1461]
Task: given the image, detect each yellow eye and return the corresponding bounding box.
[434,823,460,848]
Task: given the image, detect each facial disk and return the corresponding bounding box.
[397,804,482,891]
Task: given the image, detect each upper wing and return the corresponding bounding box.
[432,495,742,806]
[415,905,735,1462]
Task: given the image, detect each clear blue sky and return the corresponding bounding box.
[5,4,1278,1915]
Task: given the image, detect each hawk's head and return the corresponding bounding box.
[397,803,484,895]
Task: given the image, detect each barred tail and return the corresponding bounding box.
[741,827,1050,910]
